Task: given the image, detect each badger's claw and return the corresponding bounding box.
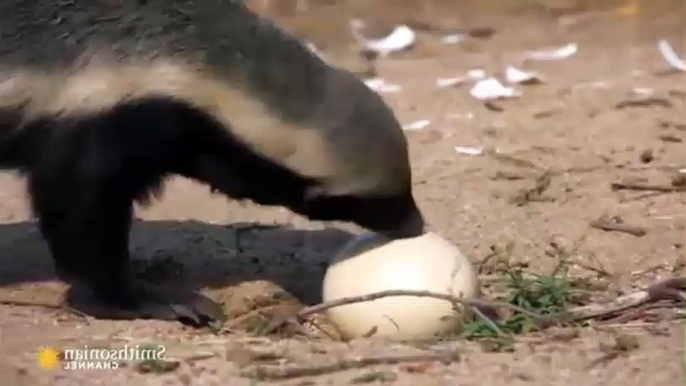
[65,280,226,328]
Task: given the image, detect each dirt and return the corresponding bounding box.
[0,1,684,385]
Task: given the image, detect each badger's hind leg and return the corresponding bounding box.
[25,100,226,327]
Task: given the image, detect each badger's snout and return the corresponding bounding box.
[299,186,425,240]
[378,205,425,239]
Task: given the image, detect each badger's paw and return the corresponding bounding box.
[65,280,226,328]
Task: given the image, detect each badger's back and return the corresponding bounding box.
[0,1,348,175]
[1,0,328,112]
[0,0,413,203]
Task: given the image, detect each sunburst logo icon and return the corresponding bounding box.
[37,347,61,370]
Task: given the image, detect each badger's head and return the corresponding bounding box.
[184,61,424,239]
[282,68,425,239]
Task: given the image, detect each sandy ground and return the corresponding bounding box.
[0,1,684,385]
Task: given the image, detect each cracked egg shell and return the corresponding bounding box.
[322,231,479,340]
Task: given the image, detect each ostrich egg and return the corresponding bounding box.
[322,231,479,340]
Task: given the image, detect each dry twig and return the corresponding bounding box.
[0,299,90,319]
[560,277,685,321]
[611,182,685,193]
[510,171,554,206]
[262,289,551,336]
[242,351,461,381]
[262,277,685,337]
[590,216,647,237]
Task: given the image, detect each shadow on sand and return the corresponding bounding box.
[0,219,357,308]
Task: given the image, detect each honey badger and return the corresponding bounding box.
[0,0,424,326]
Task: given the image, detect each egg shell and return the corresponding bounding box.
[322,231,479,340]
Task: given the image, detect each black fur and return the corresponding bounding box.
[0,0,425,326]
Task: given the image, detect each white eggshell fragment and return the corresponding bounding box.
[469,77,520,101]
[322,232,479,341]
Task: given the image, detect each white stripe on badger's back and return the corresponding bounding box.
[0,54,338,181]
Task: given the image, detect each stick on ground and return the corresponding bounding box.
[261,289,555,336]
[611,182,685,193]
[242,351,461,380]
[560,277,685,321]
[0,299,90,319]
[590,217,647,237]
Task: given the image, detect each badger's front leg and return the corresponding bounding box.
[27,164,225,327]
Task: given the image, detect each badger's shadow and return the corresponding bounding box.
[0,219,356,307]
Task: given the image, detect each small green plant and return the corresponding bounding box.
[461,258,576,343]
